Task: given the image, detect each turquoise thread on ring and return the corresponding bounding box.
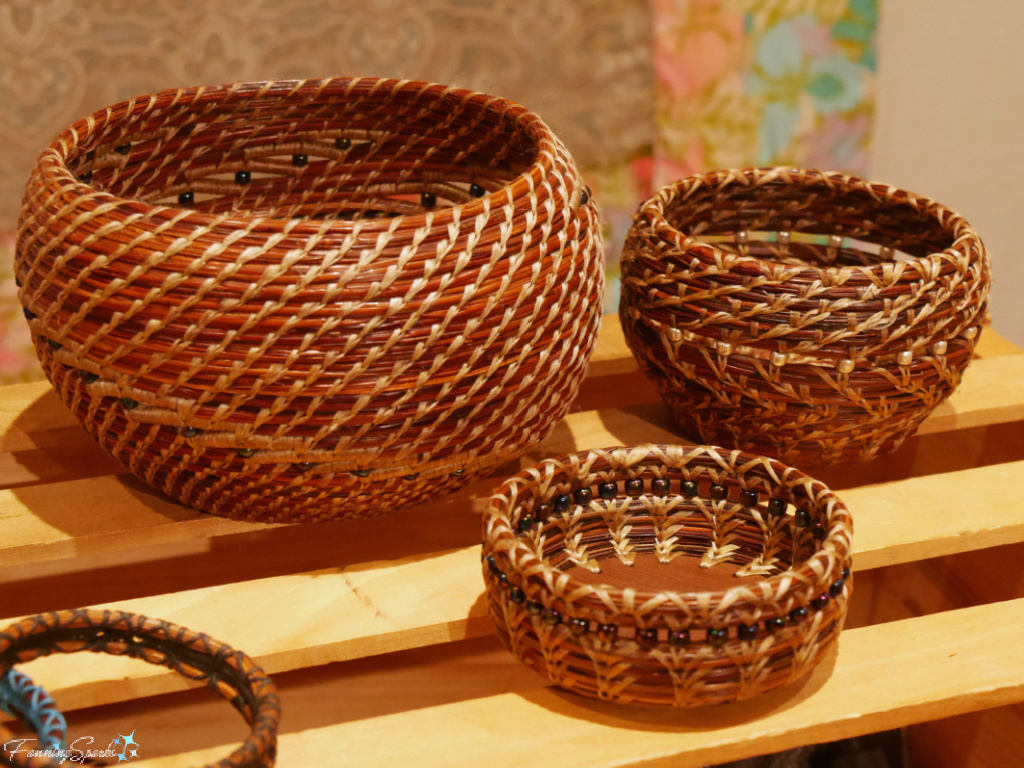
[0,669,68,750]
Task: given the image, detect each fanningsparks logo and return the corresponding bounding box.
[4,730,141,763]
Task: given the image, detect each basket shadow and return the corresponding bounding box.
[3,387,519,613]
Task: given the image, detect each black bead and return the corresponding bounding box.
[541,608,561,625]
[335,137,351,150]
[291,153,308,167]
[77,171,93,184]
[469,183,486,198]
[114,143,131,155]
[403,473,420,481]
[811,521,826,540]
[569,617,588,636]
[829,578,845,598]
[597,623,618,642]
[517,512,535,533]
[526,600,543,615]
[574,488,593,506]
[767,498,787,516]
[737,623,757,641]
[794,509,812,527]
[651,478,670,497]
[120,397,139,410]
[508,586,526,604]
[46,338,62,350]
[842,566,851,581]
[740,489,758,506]
[79,371,99,384]
[625,478,643,496]
[537,502,553,519]
[681,480,698,498]
[180,426,201,438]
[668,629,690,647]
[710,483,728,501]
[766,617,786,633]
[789,606,808,623]
[295,462,316,471]
[486,555,502,576]
[580,186,591,205]
[811,594,830,611]
[598,482,617,500]
[421,191,437,207]
[637,627,658,648]
[553,494,572,512]
[237,448,256,458]
[450,468,466,477]
[23,308,35,320]
[352,468,372,477]
[178,191,194,206]
[235,170,251,185]
[707,627,728,647]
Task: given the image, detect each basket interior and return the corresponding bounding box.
[64,86,537,221]
[664,180,956,267]
[517,476,823,592]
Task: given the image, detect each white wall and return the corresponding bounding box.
[871,0,1024,345]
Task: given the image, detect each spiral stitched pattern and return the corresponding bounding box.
[16,78,604,521]
[620,167,990,465]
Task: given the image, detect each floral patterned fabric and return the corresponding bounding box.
[596,0,878,313]
[0,0,877,382]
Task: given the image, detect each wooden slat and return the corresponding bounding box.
[0,474,271,567]
[916,354,1024,435]
[5,332,1021,489]
[975,328,1024,358]
[8,455,1024,714]
[129,597,1024,768]
[3,350,1023,568]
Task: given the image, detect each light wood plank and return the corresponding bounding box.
[7,455,1024,714]
[1,335,1021,491]
[916,354,1024,435]
[0,474,271,567]
[587,314,640,377]
[128,597,1024,768]
[848,460,1024,569]
[975,328,1024,358]
[4,350,1023,569]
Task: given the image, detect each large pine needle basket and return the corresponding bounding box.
[16,78,604,522]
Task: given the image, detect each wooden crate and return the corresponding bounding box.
[2,316,1023,767]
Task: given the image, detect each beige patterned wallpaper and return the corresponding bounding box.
[0,0,653,227]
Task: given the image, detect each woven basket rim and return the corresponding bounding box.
[483,443,853,619]
[0,608,280,767]
[34,77,575,233]
[635,166,984,279]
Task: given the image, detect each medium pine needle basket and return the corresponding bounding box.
[620,167,991,465]
[16,78,604,522]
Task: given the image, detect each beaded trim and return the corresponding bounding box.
[482,444,853,707]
